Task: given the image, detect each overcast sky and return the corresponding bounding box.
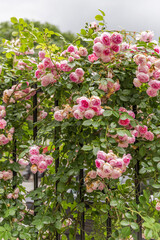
[1,0,160,40]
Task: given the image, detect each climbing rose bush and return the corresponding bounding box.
[0,11,160,240]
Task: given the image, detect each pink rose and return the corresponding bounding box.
[133,78,142,87]
[54,110,64,121]
[38,51,45,60]
[111,32,123,44]
[137,72,149,83]
[84,109,95,119]
[88,53,98,62]
[102,48,111,56]
[7,193,13,199]
[45,155,53,165]
[88,170,97,179]
[155,60,160,68]
[0,119,7,129]
[118,119,130,126]
[95,159,105,169]
[78,47,88,56]
[156,202,160,211]
[90,96,101,107]
[97,169,108,179]
[103,163,113,175]
[99,84,108,92]
[97,150,107,161]
[153,70,160,79]
[29,146,39,155]
[123,154,132,166]
[75,68,84,77]
[146,87,158,97]
[101,55,111,63]
[94,37,101,44]
[110,168,122,179]
[144,131,154,141]
[38,161,48,170]
[19,158,29,166]
[78,97,90,109]
[138,125,148,135]
[138,64,149,74]
[100,32,111,46]
[98,182,105,191]
[93,42,105,57]
[69,72,79,83]
[148,80,160,90]
[67,45,75,53]
[30,155,39,165]
[73,109,84,120]
[111,44,120,53]
[42,57,52,69]
[115,159,124,168]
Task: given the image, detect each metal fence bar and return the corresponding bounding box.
[79,168,85,240]
[133,105,142,240]
[33,85,38,191]
[106,206,111,239]
[55,99,61,240]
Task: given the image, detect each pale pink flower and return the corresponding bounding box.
[69,72,79,83]
[38,51,45,60]
[133,78,142,87]
[114,82,120,91]
[110,168,122,179]
[111,32,123,44]
[31,165,38,174]
[90,96,101,107]
[73,109,84,120]
[93,42,105,57]
[94,37,101,44]
[92,181,99,190]
[19,158,29,166]
[99,84,108,92]
[138,64,149,74]
[103,163,113,175]
[144,131,154,141]
[156,202,160,211]
[54,110,64,121]
[111,44,120,53]
[98,182,105,191]
[153,70,160,79]
[29,155,39,165]
[68,56,74,62]
[45,155,53,165]
[38,161,48,170]
[42,57,52,69]
[95,159,105,169]
[88,53,98,62]
[123,154,132,166]
[97,150,107,161]
[138,125,148,135]
[14,188,19,194]
[146,87,158,97]
[148,80,160,90]
[60,60,72,72]
[154,60,160,68]
[29,146,39,155]
[84,109,95,119]
[97,169,108,178]
[88,170,97,179]
[78,47,88,56]
[75,68,84,77]
[7,193,13,199]
[137,72,149,83]
[101,55,111,63]
[100,32,111,46]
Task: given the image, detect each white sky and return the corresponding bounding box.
[0,0,160,40]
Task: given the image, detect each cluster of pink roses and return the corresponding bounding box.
[28,145,53,174]
[61,44,88,62]
[95,150,132,179]
[69,68,85,84]
[54,96,104,121]
[133,54,160,97]
[85,150,132,193]
[7,188,19,199]
[0,170,13,181]
[0,105,14,145]
[136,31,154,43]
[3,82,36,104]
[92,32,123,63]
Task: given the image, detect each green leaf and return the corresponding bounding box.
[110,200,118,206]
[152,184,160,189]
[83,120,92,126]
[95,15,103,21]
[125,213,133,219]
[81,29,86,36]
[157,162,160,171]
[81,145,92,151]
[131,222,139,230]
[120,220,130,226]
[98,9,105,16]
[103,110,112,117]
[121,226,131,237]
[11,17,18,23]
[12,31,18,36]
[153,157,160,162]
[55,220,62,229]
[6,52,12,59]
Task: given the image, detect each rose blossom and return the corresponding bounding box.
[111,32,123,44]
[98,182,105,191]
[137,72,149,83]
[144,131,154,141]
[29,146,39,155]
[138,125,148,135]
[111,44,120,53]
[0,119,7,129]
[75,68,84,77]
[110,168,122,179]
[38,51,45,60]
[45,155,53,165]
[67,45,75,53]
[93,42,105,57]
[29,155,39,165]
[31,165,38,174]
[118,119,130,126]
[88,170,97,179]
[97,169,108,178]
[88,53,98,62]
[7,193,13,199]
[84,109,95,119]
[133,78,142,87]
[77,97,90,109]
[78,47,88,56]
[103,163,113,175]
[146,87,158,97]
[73,109,84,120]
[97,150,107,161]
[95,159,105,169]
[69,72,79,83]
[156,202,160,211]
[148,80,160,90]
[38,161,48,170]
[54,110,64,121]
